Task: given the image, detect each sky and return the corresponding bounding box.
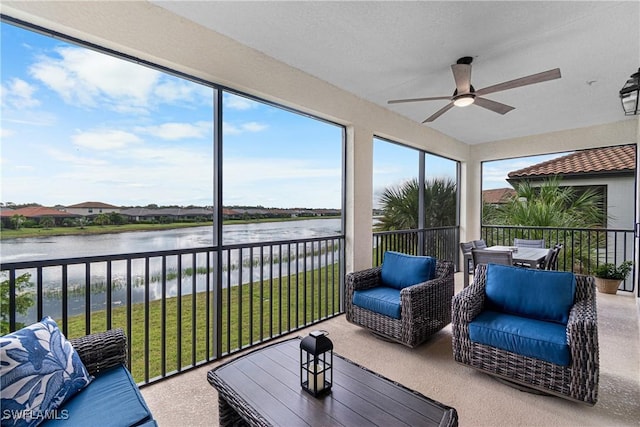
[1,21,567,210]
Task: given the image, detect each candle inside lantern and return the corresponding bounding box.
[308,363,325,393]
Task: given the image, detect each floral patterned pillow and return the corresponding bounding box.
[0,317,93,427]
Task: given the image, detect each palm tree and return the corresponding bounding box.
[376,177,457,231]
[492,177,604,228]
[10,214,26,230]
[39,216,55,229]
[490,177,605,271]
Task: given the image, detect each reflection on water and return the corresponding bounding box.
[1,218,341,262]
[2,218,342,323]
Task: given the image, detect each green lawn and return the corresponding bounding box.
[0,222,213,240]
[63,263,341,383]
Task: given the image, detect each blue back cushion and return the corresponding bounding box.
[380,251,436,290]
[485,264,576,324]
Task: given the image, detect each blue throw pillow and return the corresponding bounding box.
[0,317,93,427]
[380,251,436,290]
[485,264,576,324]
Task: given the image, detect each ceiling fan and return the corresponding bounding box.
[388,57,561,123]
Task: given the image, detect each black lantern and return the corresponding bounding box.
[300,330,333,397]
[620,68,640,115]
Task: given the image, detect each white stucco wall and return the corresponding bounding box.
[548,176,635,229]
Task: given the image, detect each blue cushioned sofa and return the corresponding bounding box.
[452,263,599,405]
[45,328,156,427]
[345,251,454,348]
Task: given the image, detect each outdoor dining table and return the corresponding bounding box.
[463,245,550,287]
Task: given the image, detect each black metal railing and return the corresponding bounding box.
[372,226,459,266]
[0,235,344,385]
[481,225,636,292]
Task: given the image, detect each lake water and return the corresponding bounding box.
[1,218,343,321]
[0,218,342,262]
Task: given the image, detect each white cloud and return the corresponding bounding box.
[44,144,214,205]
[136,121,212,140]
[1,128,15,138]
[1,78,40,109]
[72,129,143,151]
[224,157,339,183]
[223,121,268,135]
[223,157,341,208]
[224,94,259,110]
[29,46,160,110]
[46,148,109,166]
[155,80,212,105]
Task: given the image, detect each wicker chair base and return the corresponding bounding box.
[347,305,448,347]
[491,375,553,396]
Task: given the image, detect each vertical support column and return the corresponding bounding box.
[345,125,374,276]
[418,152,425,255]
[213,87,224,358]
[464,149,482,244]
[634,118,640,300]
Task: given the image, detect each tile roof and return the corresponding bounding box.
[482,188,516,204]
[0,206,79,218]
[66,201,120,209]
[508,145,636,179]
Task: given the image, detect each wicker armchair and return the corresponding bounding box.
[452,264,599,405]
[345,258,454,348]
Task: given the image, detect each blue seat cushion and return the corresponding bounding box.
[43,365,154,427]
[352,287,401,319]
[380,251,436,290]
[486,263,576,324]
[469,310,571,366]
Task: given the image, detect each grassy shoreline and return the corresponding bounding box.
[0,215,341,240]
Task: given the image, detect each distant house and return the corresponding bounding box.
[507,144,636,230]
[120,207,213,222]
[65,201,121,216]
[0,206,80,226]
[482,188,516,207]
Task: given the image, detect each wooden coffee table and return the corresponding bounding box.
[207,338,458,426]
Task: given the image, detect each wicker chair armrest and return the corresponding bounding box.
[567,297,598,356]
[345,266,382,292]
[401,261,454,315]
[452,264,487,324]
[345,266,382,321]
[566,294,599,403]
[70,328,127,376]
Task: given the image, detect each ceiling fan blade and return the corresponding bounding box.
[474,97,515,115]
[451,63,472,93]
[388,96,451,104]
[422,102,454,123]
[475,68,561,96]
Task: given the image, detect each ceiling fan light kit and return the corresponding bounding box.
[388,56,561,123]
[619,68,640,115]
[453,94,475,107]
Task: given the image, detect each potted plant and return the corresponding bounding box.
[592,261,633,294]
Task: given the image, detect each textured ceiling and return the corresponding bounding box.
[152,1,639,144]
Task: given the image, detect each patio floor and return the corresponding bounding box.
[141,273,640,426]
